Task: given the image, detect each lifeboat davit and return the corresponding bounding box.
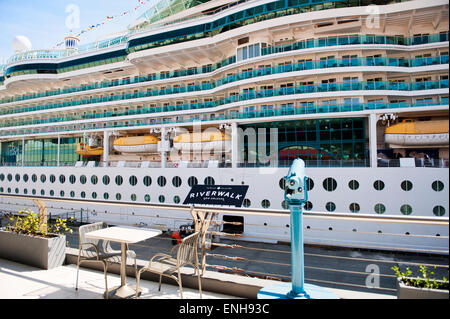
[113,135,160,153]
[384,119,449,147]
[76,143,104,156]
[173,131,231,152]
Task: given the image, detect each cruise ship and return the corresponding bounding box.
[0,0,448,254]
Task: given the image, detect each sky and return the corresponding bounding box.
[0,0,159,64]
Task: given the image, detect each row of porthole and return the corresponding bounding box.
[0,186,446,216]
[279,178,445,192]
[0,173,215,188]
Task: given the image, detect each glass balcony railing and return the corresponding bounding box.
[0,78,448,119]
[1,54,448,109]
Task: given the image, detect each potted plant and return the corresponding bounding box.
[0,210,73,270]
[392,265,449,299]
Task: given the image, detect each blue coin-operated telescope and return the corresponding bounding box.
[258,158,338,299]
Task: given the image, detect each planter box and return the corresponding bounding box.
[0,228,66,270]
[397,277,449,299]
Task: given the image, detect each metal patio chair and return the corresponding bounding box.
[135,232,202,299]
[75,222,137,298]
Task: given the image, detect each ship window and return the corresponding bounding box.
[80,175,87,184]
[173,195,180,204]
[400,204,412,215]
[374,203,386,214]
[204,176,215,186]
[129,175,138,186]
[32,189,36,195]
[326,202,336,212]
[59,175,65,184]
[40,174,46,183]
[92,192,97,199]
[373,180,385,191]
[91,175,98,185]
[144,194,150,202]
[349,203,360,213]
[143,176,152,186]
[304,201,313,211]
[243,198,251,208]
[69,175,76,184]
[158,195,165,203]
[60,190,65,197]
[15,174,20,182]
[261,199,270,208]
[281,200,289,209]
[32,174,37,182]
[103,193,109,200]
[279,178,286,190]
[50,174,56,183]
[41,189,45,196]
[115,175,123,185]
[348,180,359,190]
[323,177,337,191]
[157,176,166,187]
[70,191,75,198]
[116,193,121,200]
[23,189,28,195]
[401,180,413,191]
[432,180,444,192]
[102,175,110,185]
[188,176,198,187]
[50,190,54,196]
[15,188,19,194]
[172,176,182,187]
[433,206,445,216]
[0,174,4,181]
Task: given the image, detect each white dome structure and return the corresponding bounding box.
[12,35,32,53]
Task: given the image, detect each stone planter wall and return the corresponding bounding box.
[397,277,449,299]
[0,228,66,270]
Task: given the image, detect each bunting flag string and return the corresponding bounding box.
[53,0,152,48]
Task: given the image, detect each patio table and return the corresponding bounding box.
[85,225,162,299]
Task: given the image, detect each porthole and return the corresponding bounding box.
[23,174,29,182]
[306,177,314,191]
[0,187,3,192]
[70,191,75,198]
[400,204,412,215]
[32,174,37,182]
[433,205,446,216]
[172,176,182,187]
[69,175,76,184]
[60,190,65,197]
[373,180,385,191]
[116,193,122,200]
[173,195,180,204]
[304,201,313,211]
[204,176,215,186]
[92,192,97,199]
[279,178,286,190]
[243,198,251,208]
[15,174,20,182]
[326,202,336,212]
[32,189,36,195]
[401,180,413,191]
[0,174,4,181]
[159,195,165,203]
[80,175,87,184]
[143,176,152,186]
[59,175,65,184]
[50,190,55,196]
[50,174,56,183]
[91,175,98,185]
[144,194,151,202]
[40,189,45,196]
[281,200,289,209]
[131,194,137,201]
[15,188,19,194]
[129,175,138,186]
[103,193,109,200]
[348,180,359,190]
[7,187,11,193]
[349,203,360,213]
[80,191,86,198]
[7,174,12,181]
[102,175,110,185]
[115,175,123,186]
[323,177,337,191]
[374,203,386,214]
[157,176,166,187]
[261,199,270,209]
[188,176,198,187]
[432,180,444,192]
[23,189,28,195]
[40,174,46,183]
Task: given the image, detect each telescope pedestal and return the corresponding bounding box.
[257,282,338,299]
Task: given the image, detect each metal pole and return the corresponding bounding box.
[289,205,305,296]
